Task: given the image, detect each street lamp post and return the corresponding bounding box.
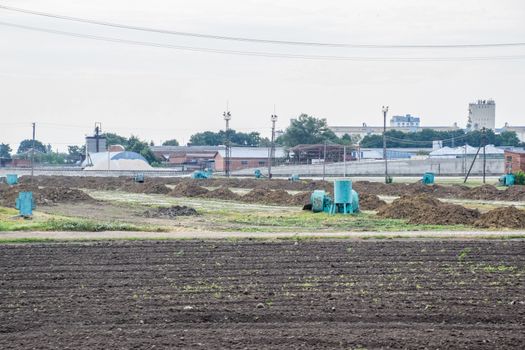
[223,110,231,177]
[382,105,389,183]
[268,114,278,179]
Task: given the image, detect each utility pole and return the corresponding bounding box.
[343,145,347,177]
[382,106,389,183]
[223,109,232,177]
[268,113,278,179]
[322,142,327,181]
[482,127,487,184]
[31,122,35,182]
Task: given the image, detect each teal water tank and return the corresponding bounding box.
[334,179,352,204]
[422,172,435,185]
[15,191,35,217]
[6,174,18,185]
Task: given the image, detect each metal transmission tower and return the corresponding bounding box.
[223,110,232,177]
[382,105,389,183]
[268,113,278,179]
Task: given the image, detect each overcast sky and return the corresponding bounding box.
[1,0,524,151]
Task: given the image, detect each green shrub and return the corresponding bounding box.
[514,170,525,185]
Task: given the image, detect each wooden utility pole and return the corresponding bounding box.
[31,122,35,182]
[382,106,389,183]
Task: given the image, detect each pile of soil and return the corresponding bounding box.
[359,194,387,211]
[0,185,93,206]
[501,185,525,201]
[463,184,502,200]
[124,183,171,195]
[377,195,480,225]
[170,183,209,197]
[200,187,240,201]
[241,188,296,206]
[474,206,525,229]
[143,205,198,219]
[292,191,313,206]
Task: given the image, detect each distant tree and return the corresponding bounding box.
[39,152,67,165]
[127,135,157,164]
[103,133,128,147]
[0,143,12,159]
[67,145,85,163]
[277,114,339,147]
[162,139,180,146]
[497,131,520,146]
[189,131,223,146]
[189,130,264,146]
[17,139,47,154]
[339,134,353,145]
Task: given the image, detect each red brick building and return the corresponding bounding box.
[504,150,525,173]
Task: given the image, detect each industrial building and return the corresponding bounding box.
[469,99,495,130]
[390,114,420,128]
[151,145,285,171]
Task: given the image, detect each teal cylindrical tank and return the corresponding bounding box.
[504,174,515,186]
[310,190,328,213]
[6,174,18,185]
[334,179,352,204]
[422,172,435,185]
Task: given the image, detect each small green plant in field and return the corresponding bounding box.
[458,247,472,261]
[514,170,525,185]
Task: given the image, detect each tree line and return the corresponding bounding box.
[2,114,523,165]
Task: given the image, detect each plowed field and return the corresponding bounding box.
[1,240,524,349]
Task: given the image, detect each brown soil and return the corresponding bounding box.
[377,195,480,225]
[241,188,296,206]
[143,205,198,218]
[124,182,171,194]
[359,193,387,210]
[474,206,525,229]
[170,182,209,197]
[200,187,240,201]
[463,184,503,200]
[0,185,93,206]
[15,175,525,202]
[1,240,523,349]
[292,191,313,206]
[501,185,525,201]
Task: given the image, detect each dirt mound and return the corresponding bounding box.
[200,187,240,200]
[124,182,171,194]
[474,207,525,229]
[170,183,209,197]
[143,205,198,218]
[0,185,93,206]
[500,185,525,201]
[292,191,313,206]
[463,185,502,200]
[241,188,296,206]
[377,195,480,225]
[359,194,387,211]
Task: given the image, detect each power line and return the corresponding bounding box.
[1,4,525,49]
[2,21,525,62]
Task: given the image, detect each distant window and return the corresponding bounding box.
[258,161,266,166]
[241,160,248,165]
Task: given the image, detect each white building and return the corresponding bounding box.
[390,114,420,128]
[469,99,495,130]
